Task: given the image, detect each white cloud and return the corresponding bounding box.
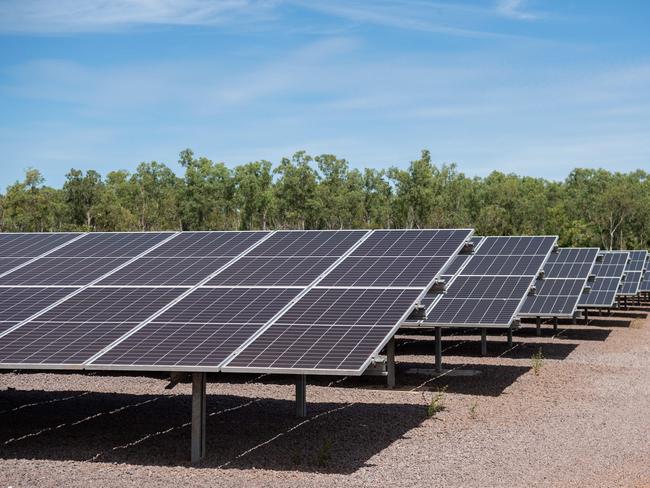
[495,0,538,20]
[0,0,278,33]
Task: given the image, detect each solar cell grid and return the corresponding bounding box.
[89,287,301,369]
[0,257,129,286]
[225,324,392,372]
[619,250,647,295]
[443,276,533,300]
[50,232,172,258]
[206,256,337,287]
[0,258,30,276]
[147,231,268,257]
[577,251,628,307]
[519,247,598,317]
[0,287,73,333]
[34,287,186,324]
[0,233,81,257]
[318,256,450,287]
[351,229,471,257]
[247,230,366,257]
[422,236,557,327]
[97,257,232,286]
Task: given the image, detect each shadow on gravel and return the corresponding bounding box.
[514,327,612,341]
[0,389,426,473]
[607,310,647,319]
[586,318,632,328]
[394,337,577,360]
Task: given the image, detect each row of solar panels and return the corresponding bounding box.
[0,231,646,377]
[0,230,472,375]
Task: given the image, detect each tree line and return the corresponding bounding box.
[1,149,648,250]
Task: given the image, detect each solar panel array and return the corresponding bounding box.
[518,247,599,317]
[639,255,650,293]
[419,236,557,327]
[577,251,629,307]
[618,250,647,296]
[221,229,472,374]
[0,229,472,375]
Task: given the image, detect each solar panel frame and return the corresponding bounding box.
[220,229,474,375]
[86,230,373,372]
[618,250,647,296]
[415,235,558,328]
[639,255,650,292]
[518,247,599,318]
[577,251,629,308]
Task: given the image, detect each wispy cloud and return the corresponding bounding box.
[0,0,278,34]
[495,0,539,20]
[0,0,541,38]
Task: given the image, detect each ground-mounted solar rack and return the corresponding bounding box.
[577,251,629,319]
[517,247,599,335]
[617,251,647,309]
[400,235,558,373]
[0,229,473,462]
[639,254,650,294]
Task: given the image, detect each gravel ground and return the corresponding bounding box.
[1,307,649,487]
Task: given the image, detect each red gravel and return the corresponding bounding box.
[1,308,649,487]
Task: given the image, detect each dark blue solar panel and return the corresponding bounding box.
[89,288,301,368]
[0,288,186,365]
[0,258,30,275]
[246,230,367,257]
[147,231,268,257]
[0,257,129,286]
[0,287,74,333]
[206,256,337,287]
[351,229,472,257]
[50,232,172,258]
[319,256,450,287]
[97,257,232,286]
[0,233,81,257]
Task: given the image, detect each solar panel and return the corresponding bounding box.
[440,236,483,278]
[0,288,187,366]
[49,232,172,257]
[518,247,598,317]
[224,289,421,372]
[87,230,372,371]
[0,287,73,334]
[0,229,473,376]
[0,257,130,286]
[0,233,81,257]
[421,236,557,327]
[639,255,650,292]
[577,251,629,307]
[205,256,337,287]
[619,250,647,296]
[90,288,301,369]
[147,231,268,257]
[220,229,473,374]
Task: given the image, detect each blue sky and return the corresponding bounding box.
[1,0,649,189]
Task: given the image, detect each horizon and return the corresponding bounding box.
[1,1,649,188]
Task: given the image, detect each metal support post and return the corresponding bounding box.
[584,308,589,325]
[480,328,487,356]
[553,316,558,332]
[386,337,396,388]
[536,316,541,336]
[435,327,442,373]
[507,327,513,347]
[295,375,307,418]
[572,315,577,325]
[191,372,206,464]
[623,295,628,310]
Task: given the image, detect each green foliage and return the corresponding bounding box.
[316,438,332,467]
[532,348,544,376]
[1,149,649,251]
[427,385,448,417]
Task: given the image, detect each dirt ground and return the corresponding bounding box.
[1,306,649,487]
